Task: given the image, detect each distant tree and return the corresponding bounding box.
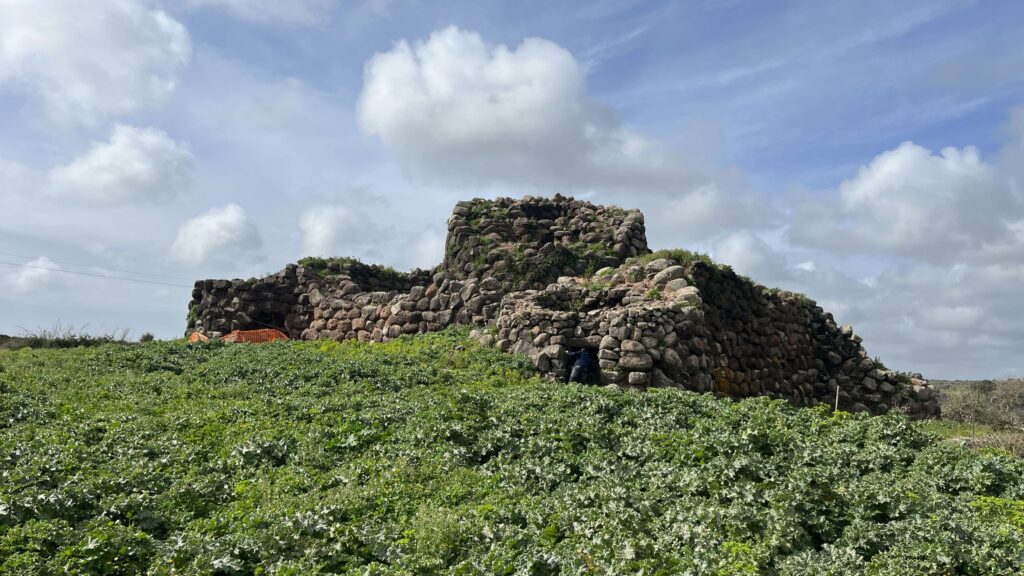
[139,332,155,343]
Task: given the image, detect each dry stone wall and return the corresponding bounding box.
[187,195,939,418]
[187,195,648,341]
[483,256,938,417]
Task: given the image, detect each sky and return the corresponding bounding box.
[1,0,1023,379]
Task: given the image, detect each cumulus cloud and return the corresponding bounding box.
[49,125,194,205]
[0,0,190,126]
[408,228,445,270]
[4,256,62,293]
[299,205,362,256]
[171,204,261,266]
[0,157,35,199]
[757,116,1024,377]
[644,177,773,246]
[185,0,336,24]
[790,141,1024,261]
[1001,105,1024,195]
[711,230,790,283]
[357,26,716,194]
[794,261,1024,377]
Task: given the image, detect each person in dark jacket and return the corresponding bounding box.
[565,348,597,384]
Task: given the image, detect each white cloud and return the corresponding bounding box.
[408,228,445,270]
[185,0,336,24]
[0,0,190,126]
[711,230,790,283]
[49,125,193,205]
[643,177,772,246]
[4,256,62,293]
[1001,105,1024,195]
[0,157,36,199]
[171,204,261,266]
[758,117,1024,378]
[357,26,717,194]
[192,73,338,140]
[791,141,1023,261]
[802,261,1024,377]
[299,205,362,256]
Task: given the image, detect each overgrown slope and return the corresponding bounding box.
[1,330,1022,574]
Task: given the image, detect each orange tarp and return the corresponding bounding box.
[187,331,209,343]
[221,328,289,344]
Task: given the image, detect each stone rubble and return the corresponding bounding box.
[187,194,939,418]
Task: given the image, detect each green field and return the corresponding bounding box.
[1,330,1022,574]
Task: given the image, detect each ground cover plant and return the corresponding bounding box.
[0,323,133,351]
[1,329,1022,574]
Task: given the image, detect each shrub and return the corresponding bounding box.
[0,329,1021,574]
[627,248,716,268]
[0,323,131,350]
[940,381,1023,431]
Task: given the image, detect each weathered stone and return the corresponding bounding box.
[674,286,700,306]
[541,344,566,360]
[621,339,645,353]
[644,259,672,273]
[653,266,686,285]
[664,278,689,293]
[189,195,936,420]
[663,348,683,370]
[619,352,653,370]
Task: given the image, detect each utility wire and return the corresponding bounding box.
[0,250,195,282]
[0,260,193,289]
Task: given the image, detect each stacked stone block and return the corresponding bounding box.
[187,194,939,418]
[481,255,939,418]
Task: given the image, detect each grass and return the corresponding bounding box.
[296,256,412,280]
[917,419,997,438]
[626,248,716,269]
[1,329,1022,574]
[0,323,132,351]
[920,420,1024,459]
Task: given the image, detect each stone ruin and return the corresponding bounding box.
[186,195,940,418]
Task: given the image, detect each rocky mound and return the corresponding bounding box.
[186,195,939,417]
[480,252,937,416]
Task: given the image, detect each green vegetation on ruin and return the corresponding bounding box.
[627,250,822,307]
[1,329,1022,574]
[296,256,422,286]
[503,241,620,285]
[626,248,717,270]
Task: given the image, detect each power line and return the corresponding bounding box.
[0,251,195,282]
[0,260,193,289]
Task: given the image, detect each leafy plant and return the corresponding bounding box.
[0,329,1021,574]
[186,304,198,327]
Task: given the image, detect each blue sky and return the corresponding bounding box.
[1,0,1023,379]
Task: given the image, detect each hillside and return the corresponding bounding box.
[1,330,1022,574]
